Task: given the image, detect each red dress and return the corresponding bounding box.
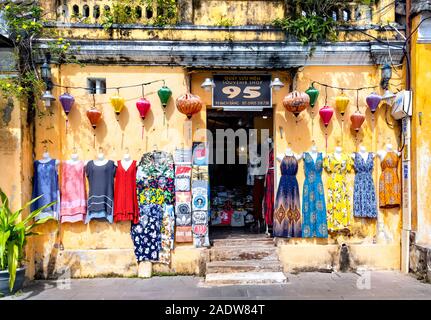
[263,149,274,226]
[114,160,139,223]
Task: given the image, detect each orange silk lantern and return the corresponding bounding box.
[282,91,310,118]
[350,110,365,132]
[176,93,203,119]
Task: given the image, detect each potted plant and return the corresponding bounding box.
[0,189,55,295]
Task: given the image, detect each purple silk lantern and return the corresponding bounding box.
[59,92,75,132]
[366,92,382,114]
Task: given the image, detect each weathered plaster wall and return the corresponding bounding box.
[28,64,403,277]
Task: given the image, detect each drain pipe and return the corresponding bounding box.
[401,0,412,274]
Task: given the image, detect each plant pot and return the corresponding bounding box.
[0,267,26,296]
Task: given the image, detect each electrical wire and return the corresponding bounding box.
[309,80,378,92]
[52,79,166,92]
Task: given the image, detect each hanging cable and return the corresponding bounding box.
[52,79,166,91]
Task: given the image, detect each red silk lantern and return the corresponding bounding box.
[350,110,365,132]
[136,97,151,139]
[319,105,334,127]
[176,93,203,119]
[282,91,310,118]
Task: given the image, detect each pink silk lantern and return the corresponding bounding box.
[136,97,151,139]
[319,105,334,127]
[319,105,334,150]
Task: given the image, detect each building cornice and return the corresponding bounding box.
[34,39,405,68]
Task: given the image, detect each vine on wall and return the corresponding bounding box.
[274,0,378,44]
[101,0,178,31]
[0,1,79,122]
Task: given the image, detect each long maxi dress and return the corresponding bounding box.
[60,160,86,223]
[379,151,401,208]
[132,151,175,264]
[263,148,275,227]
[273,155,302,238]
[114,160,139,223]
[353,153,378,218]
[301,152,328,238]
[323,153,354,232]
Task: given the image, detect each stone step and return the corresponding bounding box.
[209,245,278,262]
[212,238,275,247]
[205,272,287,285]
[206,260,283,273]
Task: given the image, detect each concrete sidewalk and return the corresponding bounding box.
[2,271,431,300]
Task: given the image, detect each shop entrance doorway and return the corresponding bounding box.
[207,109,274,239]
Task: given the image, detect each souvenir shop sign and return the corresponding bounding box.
[212,74,272,109]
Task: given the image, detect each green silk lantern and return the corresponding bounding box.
[157,85,172,125]
[158,85,172,108]
[305,84,319,108]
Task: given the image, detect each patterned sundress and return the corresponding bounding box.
[273,155,301,238]
[353,153,377,218]
[323,153,353,232]
[379,151,401,208]
[302,152,328,238]
[131,151,175,264]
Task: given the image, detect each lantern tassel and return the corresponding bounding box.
[66,118,68,135]
[325,130,328,152]
[93,133,96,148]
[142,124,144,140]
[341,118,344,148]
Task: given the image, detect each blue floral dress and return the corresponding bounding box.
[301,152,328,238]
[353,152,377,218]
[131,151,175,263]
[131,204,162,262]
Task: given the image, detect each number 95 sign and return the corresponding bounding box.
[212,75,272,109]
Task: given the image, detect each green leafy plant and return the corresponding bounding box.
[0,189,55,292]
[216,18,234,28]
[274,15,337,44]
[273,0,352,44]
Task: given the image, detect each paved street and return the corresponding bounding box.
[2,271,431,300]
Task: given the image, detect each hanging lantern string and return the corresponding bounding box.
[356,89,360,111]
[52,79,166,91]
[141,84,145,97]
[310,80,378,92]
[324,86,328,105]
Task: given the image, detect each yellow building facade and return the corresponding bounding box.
[3,0,431,280]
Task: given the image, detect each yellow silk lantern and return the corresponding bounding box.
[335,92,350,116]
[110,93,125,116]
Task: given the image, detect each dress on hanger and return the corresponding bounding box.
[323,153,353,232]
[31,159,60,220]
[85,160,116,224]
[273,155,301,238]
[379,151,401,208]
[353,153,377,218]
[302,152,328,238]
[132,151,175,264]
[263,148,275,226]
[60,160,86,223]
[114,160,139,223]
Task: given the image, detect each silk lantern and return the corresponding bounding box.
[136,97,151,139]
[366,92,382,114]
[350,110,365,132]
[319,105,334,150]
[110,93,125,119]
[158,85,172,125]
[86,96,102,148]
[176,93,203,119]
[282,91,310,119]
[59,92,74,132]
[335,92,349,116]
[305,84,319,108]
